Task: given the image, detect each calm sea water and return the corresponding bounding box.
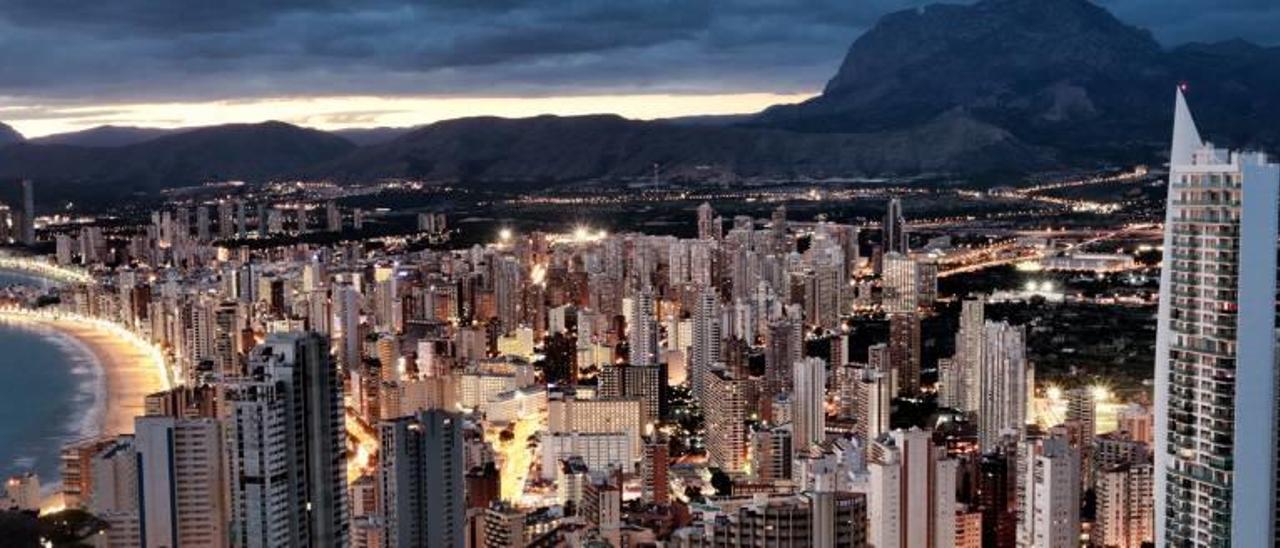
[0,270,99,487]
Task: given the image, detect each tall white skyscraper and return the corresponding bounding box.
[690,287,722,403]
[697,202,718,241]
[335,283,362,370]
[978,321,1030,451]
[1154,88,1280,546]
[628,287,658,366]
[494,255,522,334]
[223,332,349,548]
[953,297,985,414]
[881,252,918,314]
[883,197,907,255]
[792,357,827,456]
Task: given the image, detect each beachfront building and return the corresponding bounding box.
[135,415,229,547]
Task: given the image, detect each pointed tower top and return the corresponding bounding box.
[1171,86,1203,167]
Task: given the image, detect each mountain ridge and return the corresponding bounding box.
[3,0,1279,194]
[0,122,23,146]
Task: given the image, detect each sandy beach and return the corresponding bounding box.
[48,319,168,436]
[0,312,169,437]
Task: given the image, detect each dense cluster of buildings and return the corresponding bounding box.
[8,89,1272,547]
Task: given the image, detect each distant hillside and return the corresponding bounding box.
[755,0,1280,161]
[320,111,1051,183]
[31,125,179,147]
[0,122,23,146]
[0,121,355,192]
[329,126,419,147]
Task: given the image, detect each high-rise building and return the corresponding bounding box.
[218,200,234,239]
[1154,88,1280,546]
[955,509,983,548]
[642,433,670,505]
[327,201,342,232]
[90,437,143,547]
[236,199,248,238]
[883,197,907,255]
[764,316,803,397]
[850,364,891,443]
[380,410,465,548]
[494,256,522,334]
[134,414,229,547]
[976,453,1017,548]
[546,394,644,460]
[881,252,918,314]
[704,368,757,473]
[1065,387,1096,485]
[690,287,722,403]
[18,179,35,245]
[697,202,719,241]
[627,287,658,366]
[196,205,211,241]
[1095,461,1154,548]
[222,332,349,547]
[335,283,363,370]
[952,297,985,414]
[1018,431,1080,548]
[598,362,667,424]
[793,357,827,456]
[978,321,1029,451]
[866,428,958,548]
[888,312,921,397]
[59,436,116,509]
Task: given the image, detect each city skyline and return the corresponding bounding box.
[0,1,1276,547]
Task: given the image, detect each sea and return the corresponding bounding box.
[0,270,103,487]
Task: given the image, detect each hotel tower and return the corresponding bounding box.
[1154,88,1280,546]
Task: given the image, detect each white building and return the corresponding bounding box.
[135,416,228,547]
[978,321,1030,451]
[547,394,644,460]
[223,333,349,548]
[866,428,957,548]
[540,432,633,481]
[1018,432,1080,548]
[1154,88,1280,546]
[792,357,827,457]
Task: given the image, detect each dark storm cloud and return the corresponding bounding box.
[0,0,1274,102]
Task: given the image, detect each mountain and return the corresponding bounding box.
[31,125,179,147]
[0,122,23,146]
[0,121,355,192]
[756,0,1280,161]
[320,111,1050,183]
[329,126,419,147]
[6,0,1280,193]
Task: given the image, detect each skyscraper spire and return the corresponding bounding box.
[1170,86,1203,167]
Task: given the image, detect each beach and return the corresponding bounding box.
[47,318,169,436]
[0,312,169,440]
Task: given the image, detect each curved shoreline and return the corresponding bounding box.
[0,313,169,439]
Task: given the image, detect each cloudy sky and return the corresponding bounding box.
[2,0,1276,137]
